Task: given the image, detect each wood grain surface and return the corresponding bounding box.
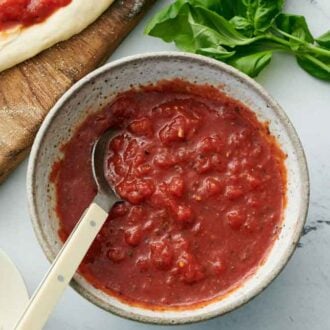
[0,0,156,183]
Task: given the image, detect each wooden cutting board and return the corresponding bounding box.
[0,0,157,183]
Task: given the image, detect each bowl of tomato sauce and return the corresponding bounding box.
[27,52,309,324]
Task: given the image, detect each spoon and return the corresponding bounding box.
[15,130,120,330]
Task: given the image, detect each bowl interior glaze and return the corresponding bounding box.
[27,52,309,324]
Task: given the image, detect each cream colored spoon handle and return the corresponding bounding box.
[15,201,109,330]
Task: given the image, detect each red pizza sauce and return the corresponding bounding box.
[0,0,72,31]
[51,80,286,308]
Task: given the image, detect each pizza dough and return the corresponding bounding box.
[0,0,114,73]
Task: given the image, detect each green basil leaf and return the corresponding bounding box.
[244,0,284,33]
[297,54,330,81]
[145,2,212,52]
[230,16,254,37]
[186,0,244,18]
[145,0,230,36]
[196,47,236,60]
[316,30,330,49]
[188,19,239,50]
[227,50,272,77]
[145,1,191,43]
[183,0,226,14]
[222,0,284,32]
[276,13,314,45]
[217,0,249,18]
[145,0,330,82]
[145,2,256,50]
[189,6,256,47]
[236,39,288,52]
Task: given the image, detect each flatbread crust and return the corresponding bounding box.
[0,0,115,72]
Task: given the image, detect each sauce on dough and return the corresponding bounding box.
[0,0,72,31]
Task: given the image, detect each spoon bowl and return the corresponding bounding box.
[92,129,121,210]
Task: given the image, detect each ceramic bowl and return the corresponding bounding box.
[27,52,309,324]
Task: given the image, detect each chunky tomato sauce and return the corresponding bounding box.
[0,0,72,31]
[51,80,286,308]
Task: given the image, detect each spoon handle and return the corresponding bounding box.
[15,200,109,330]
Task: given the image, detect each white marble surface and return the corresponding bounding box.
[0,0,329,329]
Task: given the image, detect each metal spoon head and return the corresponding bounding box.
[91,129,120,211]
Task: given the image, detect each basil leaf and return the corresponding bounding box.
[145,1,192,44]
[218,0,249,18]
[316,31,330,49]
[244,0,284,33]
[276,14,314,42]
[145,0,330,82]
[222,0,284,32]
[230,16,254,37]
[188,19,241,50]
[199,0,231,16]
[189,0,244,18]
[145,2,256,50]
[275,14,314,52]
[190,6,256,47]
[236,39,288,52]
[227,50,272,77]
[196,47,236,60]
[145,2,216,52]
[297,55,330,81]
[181,0,227,14]
[144,0,224,39]
[145,0,229,36]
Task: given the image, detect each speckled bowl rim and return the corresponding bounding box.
[27,52,310,325]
